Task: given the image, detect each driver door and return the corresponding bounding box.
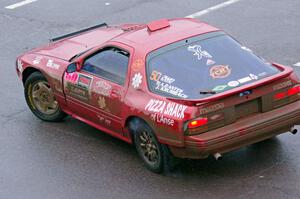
[63,45,131,135]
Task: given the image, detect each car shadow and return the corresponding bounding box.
[32,115,287,181]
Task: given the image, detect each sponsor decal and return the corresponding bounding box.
[67,83,90,101]
[150,71,175,84]
[210,65,231,79]
[238,76,252,84]
[94,80,112,97]
[227,80,239,87]
[46,59,60,69]
[132,73,143,89]
[150,71,187,98]
[273,80,293,91]
[159,74,175,84]
[145,99,187,119]
[237,73,258,84]
[17,59,23,73]
[155,82,188,98]
[98,96,106,109]
[249,73,258,80]
[212,85,228,92]
[132,59,144,71]
[150,70,162,82]
[78,74,92,89]
[199,103,225,115]
[65,72,78,83]
[33,56,42,64]
[66,74,92,101]
[206,59,215,66]
[150,113,175,126]
[188,45,212,61]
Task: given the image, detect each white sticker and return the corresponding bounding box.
[249,73,258,80]
[188,45,212,60]
[227,81,239,87]
[145,99,187,119]
[238,76,252,84]
[46,59,60,69]
[155,81,188,99]
[132,73,142,89]
[33,56,42,64]
[17,59,23,73]
[206,59,216,66]
[151,113,175,126]
[95,81,112,96]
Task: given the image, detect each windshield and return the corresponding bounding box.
[146,32,280,99]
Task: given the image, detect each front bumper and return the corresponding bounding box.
[170,100,300,159]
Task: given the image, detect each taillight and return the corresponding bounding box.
[273,85,300,100]
[187,118,208,129]
[274,92,286,100]
[287,85,300,96]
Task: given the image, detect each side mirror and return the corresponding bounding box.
[66,63,77,73]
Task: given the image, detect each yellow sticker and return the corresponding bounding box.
[98,96,106,109]
[132,59,144,71]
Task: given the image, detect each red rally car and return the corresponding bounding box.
[16,18,300,173]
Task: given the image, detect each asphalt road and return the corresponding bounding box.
[1,0,300,198]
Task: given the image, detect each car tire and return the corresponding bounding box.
[24,71,67,122]
[129,119,178,173]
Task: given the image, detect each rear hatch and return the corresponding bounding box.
[179,67,300,135]
[146,31,300,135]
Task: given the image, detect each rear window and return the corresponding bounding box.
[146,32,280,99]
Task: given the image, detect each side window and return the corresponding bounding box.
[82,47,129,85]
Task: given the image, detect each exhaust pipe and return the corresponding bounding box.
[290,126,298,135]
[213,153,223,161]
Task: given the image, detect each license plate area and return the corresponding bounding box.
[235,98,262,119]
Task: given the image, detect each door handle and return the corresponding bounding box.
[111,90,120,99]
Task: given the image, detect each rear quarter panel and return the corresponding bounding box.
[123,50,194,147]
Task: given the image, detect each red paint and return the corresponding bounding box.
[147,18,170,32]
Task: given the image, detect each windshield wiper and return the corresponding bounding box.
[199,91,216,95]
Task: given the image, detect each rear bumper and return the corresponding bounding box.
[170,100,300,159]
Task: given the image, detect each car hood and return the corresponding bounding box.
[31,28,124,61]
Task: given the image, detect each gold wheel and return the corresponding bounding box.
[30,80,58,115]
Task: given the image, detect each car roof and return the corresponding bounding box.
[112,18,220,52]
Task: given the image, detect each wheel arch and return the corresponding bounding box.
[22,67,42,85]
[124,115,153,142]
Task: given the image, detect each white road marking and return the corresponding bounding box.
[293,62,300,67]
[185,0,243,18]
[5,0,38,9]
